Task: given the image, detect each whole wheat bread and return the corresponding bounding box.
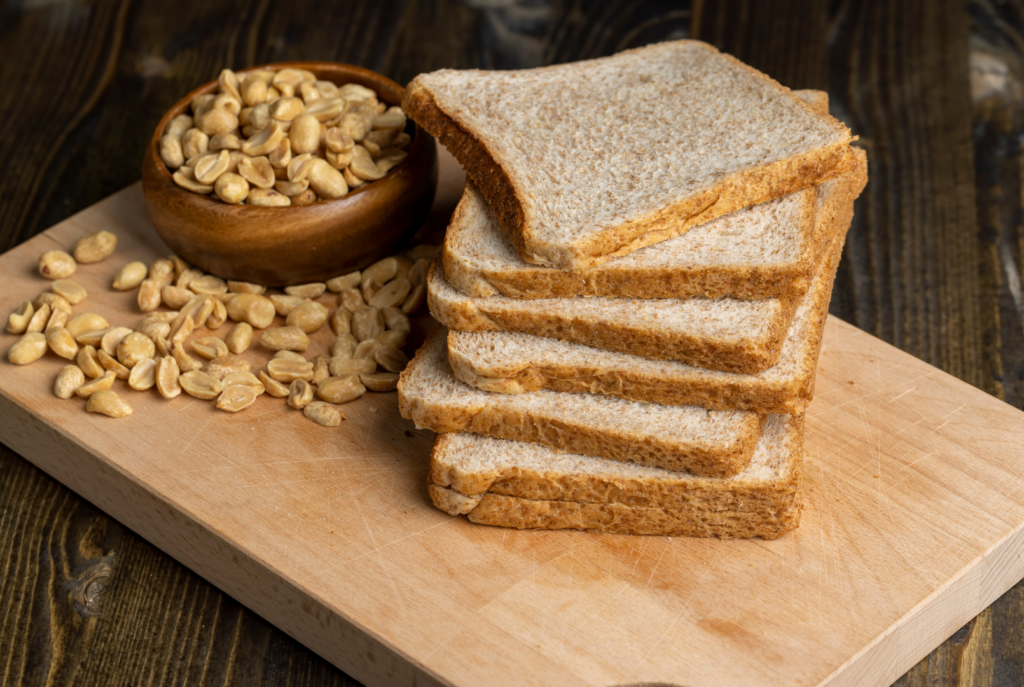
[398,328,763,478]
[404,40,853,270]
[428,257,796,374]
[442,90,836,301]
[428,414,803,539]
[445,150,867,414]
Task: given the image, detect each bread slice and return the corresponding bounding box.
[428,257,796,374]
[444,151,868,414]
[404,40,853,270]
[442,90,834,301]
[398,328,763,478]
[428,414,804,539]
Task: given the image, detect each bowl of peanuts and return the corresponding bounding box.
[141,62,438,287]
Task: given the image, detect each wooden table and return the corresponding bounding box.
[0,0,1017,685]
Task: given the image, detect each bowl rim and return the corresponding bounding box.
[145,60,423,212]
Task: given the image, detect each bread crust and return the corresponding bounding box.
[404,42,854,271]
[429,486,802,540]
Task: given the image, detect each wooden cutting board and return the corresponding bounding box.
[2,160,1024,687]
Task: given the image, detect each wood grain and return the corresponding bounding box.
[1,0,1022,685]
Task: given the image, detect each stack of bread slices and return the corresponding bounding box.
[397,40,867,539]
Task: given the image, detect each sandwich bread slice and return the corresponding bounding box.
[398,328,763,478]
[429,414,804,540]
[444,150,867,414]
[442,90,837,301]
[404,40,853,270]
[427,257,796,374]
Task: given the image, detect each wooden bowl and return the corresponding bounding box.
[141,62,438,287]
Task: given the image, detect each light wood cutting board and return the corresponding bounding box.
[2,155,1024,687]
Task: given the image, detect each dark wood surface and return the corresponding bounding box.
[0,0,1017,684]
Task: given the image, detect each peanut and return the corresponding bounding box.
[180,370,223,400]
[156,356,182,398]
[46,326,78,360]
[226,322,253,354]
[54,365,86,399]
[52,280,87,304]
[287,379,314,409]
[223,372,265,396]
[201,356,250,380]
[128,358,157,391]
[259,371,290,397]
[73,230,117,263]
[303,401,343,426]
[284,282,326,298]
[7,301,33,334]
[226,294,275,329]
[39,251,76,280]
[216,385,257,412]
[117,332,156,368]
[76,371,116,398]
[260,326,309,352]
[8,333,47,365]
[360,372,400,392]
[326,271,360,293]
[77,346,105,379]
[329,357,375,377]
[86,390,132,418]
[66,313,110,339]
[317,376,366,404]
[286,301,328,334]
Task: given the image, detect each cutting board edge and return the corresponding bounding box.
[0,386,454,687]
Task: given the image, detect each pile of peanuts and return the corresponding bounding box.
[159,67,410,206]
[9,230,435,425]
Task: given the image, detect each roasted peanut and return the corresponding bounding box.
[273,350,306,362]
[8,332,47,364]
[286,301,329,334]
[100,327,133,356]
[201,356,250,380]
[268,137,291,168]
[25,304,51,334]
[97,349,130,380]
[223,372,265,396]
[173,166,214,194]
[304,401,343,426]
[227,280,266,295]
[260,326,309,352]
[242,121,285,157]
[266,358,314,383]
[274,179,309,196]
[360,372,400,392]
[161,135,186,170]
[117,332,156,368]
[312,355,330,385]
[289,113,321,154]
[160,285,192,310]
[77,346,104,379]
[406,244,441,263]
[339,104,375,141]
[197,107,238,137]
[326,272,359,294]
[291,188,318,206]
[215,173,250,204]
[86,389,132,418]
[287,379,314,409]
[46,308,69,331]
[227,294,276,329]
[203,299,225,330]
[329,357,375,377]
[216,385,257,412]
[284,282,326,298]
[76,329,110,348]
[137,317,171,342]
[369,278,410,309]
[76,371,116,398]
[156,356,182,398]
[39,250,76,280]
[351,307,385,341]
[329,307,351,336]
[149,259,175,286]
[136,279,161,312]
[128,358,157,391]
[238,155,276,189]
[408,258,429,287]
[317,376,366,404]
[306,158,348,198]
[353,339,379,360]
[375,148,407,173]
[329,332,358,359]
[339,288,365,313]
[46,326,78,360]
[171,343,203,373]
[54,365,86,399]
[193,150,231,184]
[374,345,409,373]
[7,301,33,334]
[72,230,117,264]
[287,153,316,182]
[225,322,253,354]
[192,336,229,359]
[376,329,408,349]
[269,294,306,316]
[179,370,223,400]
[66,313,110,340]
[247,188,290,206]
[259,371,290,397]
